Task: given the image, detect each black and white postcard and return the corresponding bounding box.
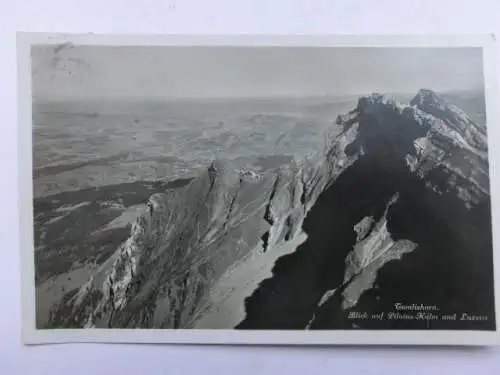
[18,34,500,345]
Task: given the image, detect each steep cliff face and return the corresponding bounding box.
[49,90,494,330]
[48,114,362,328]
[239,91,493,330]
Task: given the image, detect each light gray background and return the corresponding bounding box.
[2,0,500,374]
[32,45,483,100]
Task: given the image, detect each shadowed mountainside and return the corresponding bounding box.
[43,89,495,331]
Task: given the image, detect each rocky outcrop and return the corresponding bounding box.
[340,92,489,206]
[48,89,494,331]
[410,88,488,151]
[340,193,418,310]
[239,90,493,330]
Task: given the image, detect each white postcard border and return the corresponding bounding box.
[17,33,500,346]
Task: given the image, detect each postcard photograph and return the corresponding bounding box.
[18,34,500,345]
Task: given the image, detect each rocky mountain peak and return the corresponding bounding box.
[47,90,492,331]
[410,88,444,108]
[207,159,229,180]
[410,88,488,151]
[356,92,402,113]
[335,90,489,204]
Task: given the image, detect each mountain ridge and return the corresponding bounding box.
[47,89,494,330]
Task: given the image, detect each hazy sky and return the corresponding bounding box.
[31,45,484,100]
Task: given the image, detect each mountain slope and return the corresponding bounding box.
[48,115,361,328]
[240,91,493,330]
[47,90,494,330]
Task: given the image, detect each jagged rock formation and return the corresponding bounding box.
[239,90,493,330]
[48,89,494,331]
[410,88,488,152]
[48,114,361,328]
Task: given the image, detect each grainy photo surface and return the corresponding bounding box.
[22,35,498,343]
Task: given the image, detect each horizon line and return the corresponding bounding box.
[32,87,484,103]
